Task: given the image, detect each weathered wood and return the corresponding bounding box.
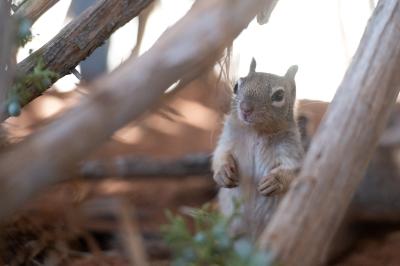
[1,0,154,121]
[259,1,400,265]
[13,0,60,24]
[0,0,277,221]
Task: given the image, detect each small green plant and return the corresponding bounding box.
[162,203,273,266]
[5,15,58,117]
[8,58,58,116]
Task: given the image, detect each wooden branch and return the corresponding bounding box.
[81,153,211,179]
[13,0,60,24]
[1,0,154,121]
[0,0,276,221]
[259,1,400,265]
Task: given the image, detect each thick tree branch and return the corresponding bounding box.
[0,0,276,221]
[1,0,154,121]
[13,0,60,24]
[259,1,400,265]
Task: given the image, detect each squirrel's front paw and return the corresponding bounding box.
[213,154,238,188]
[258,169,287,196]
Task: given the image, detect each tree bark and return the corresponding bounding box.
[0,0,277,221]
[13,0,60,24]
[259,1,400,265]
[1,0,154,121]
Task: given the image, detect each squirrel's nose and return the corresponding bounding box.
[240,101,254,115]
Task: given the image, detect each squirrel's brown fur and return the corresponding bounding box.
[212,58,303,239]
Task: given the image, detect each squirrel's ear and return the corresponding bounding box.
[285,65,298,80]
[249,58,256,74]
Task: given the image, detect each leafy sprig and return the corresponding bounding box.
[162,203,273,266]
[8,58,58,116]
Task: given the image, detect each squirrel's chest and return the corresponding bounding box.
[232,134,275,180]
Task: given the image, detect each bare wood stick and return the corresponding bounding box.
[259,1,400,265]
[81,153,211,179]
[13,0,60,24]
[0,0,277,220]
[1,0,154,121]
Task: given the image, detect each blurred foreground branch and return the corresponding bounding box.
[259,1,400,265]
[0,0,276,220]
[1,0,154,121]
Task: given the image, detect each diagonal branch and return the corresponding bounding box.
[1,0,154,121]
[0,0,277,221]
[259,0,400,265]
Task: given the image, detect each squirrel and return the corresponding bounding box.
[212,58,304,239]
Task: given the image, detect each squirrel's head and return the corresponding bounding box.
[232,58,298,131]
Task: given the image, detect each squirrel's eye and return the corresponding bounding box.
[271,90,284,102]
[233,82,238,94]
